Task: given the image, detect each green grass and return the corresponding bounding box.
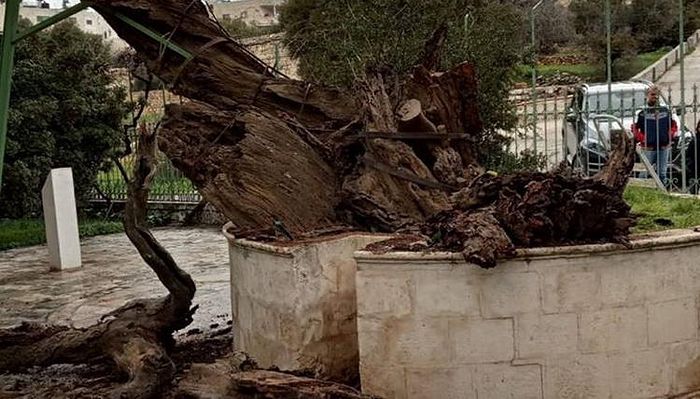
[624,185,700,233]
[0,219,123,251]
[515,48,671,83]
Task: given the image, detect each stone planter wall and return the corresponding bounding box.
[224,225,386,382]
[354,230,700,399]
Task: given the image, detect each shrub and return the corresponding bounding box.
[0,20,129,218]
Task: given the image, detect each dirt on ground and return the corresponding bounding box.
[0,323,233,399]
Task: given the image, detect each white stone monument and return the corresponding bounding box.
[42,168,82,271]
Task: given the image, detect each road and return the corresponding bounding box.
[654,48,700,109]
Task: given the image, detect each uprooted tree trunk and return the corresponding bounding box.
[0,0,638,395]
[0,128,197,399]
[86,0,634,260]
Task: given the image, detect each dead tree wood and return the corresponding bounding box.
[0,127,196,399]
[85,0,495,233]
[89,0,636,262]
[417,130,637,267]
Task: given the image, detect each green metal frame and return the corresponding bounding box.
[13,1,90,43]
[0,1,192,192]
[0,0,21,191]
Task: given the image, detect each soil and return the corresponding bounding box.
[0,324,233,399]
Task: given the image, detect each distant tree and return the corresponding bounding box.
[534,2,576,55]
[0,19,129,218]
[280,0,526,168]
[570,0,637,76]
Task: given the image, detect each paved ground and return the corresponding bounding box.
[655,47,700,108]
[0,227,231,334]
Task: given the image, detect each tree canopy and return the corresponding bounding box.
[280,0,529,169]
[0,20,128,218]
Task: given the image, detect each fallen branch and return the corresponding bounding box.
[0,125,196,399]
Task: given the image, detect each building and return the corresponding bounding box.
[209,0,285,27]
[0,3,128,51]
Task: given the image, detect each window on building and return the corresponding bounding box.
[86,19,93,25]
[104,32,108,39]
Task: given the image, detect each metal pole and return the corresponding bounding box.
[680,0,686,191]
[531,0,543,155]
[606,0,612,113]
[0,0,21,190]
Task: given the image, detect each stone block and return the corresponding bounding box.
[648,298,697,345]
[449,318,514,364]
[600,259,656,306]
[544,353,611,399]
[542,270,601,313]
[41,168,81,271]
[393,318,450,366]
[356,272,412,318]
[669,341,700,394]
[357,318,388,366]
[406,367,475,399]
[414,270,480,317]
[650,262,692,302]
[480,272,540,317]
[579,306,647,354]
[609,348,670,399]
[360,365,407,399]
[473,363,543,399]
[516,313,578,360]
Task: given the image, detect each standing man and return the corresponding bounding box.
[633,85,678,184]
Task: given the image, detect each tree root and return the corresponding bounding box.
[0,126,196,398]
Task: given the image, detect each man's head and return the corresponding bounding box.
[647,86,660,106]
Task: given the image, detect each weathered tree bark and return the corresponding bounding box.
[85,0,636,265]
[376,130,636,267]
[87,0,487,234]
[0,127,196,399]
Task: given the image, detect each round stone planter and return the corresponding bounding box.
[223,223,387,382]
[353,229,700,399]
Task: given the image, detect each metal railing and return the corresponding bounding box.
[91,123,200,204]
[508,83,700,194]
[90,71,200,204]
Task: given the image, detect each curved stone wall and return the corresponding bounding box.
[224,225,387,382]
[354,229,700,399]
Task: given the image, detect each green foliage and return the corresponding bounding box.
[570,0,637,74]
[281,0,524,144]
[220,18,283,39]
[570,0,700,77]
[0,218,123,251]
[628,0,700,52]
[0,20,129,218]
[534,2,576,55]
[624,185,700,233]
[514,48,668,83]
[482,145,548,174]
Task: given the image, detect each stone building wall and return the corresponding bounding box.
[241,32,298,79]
